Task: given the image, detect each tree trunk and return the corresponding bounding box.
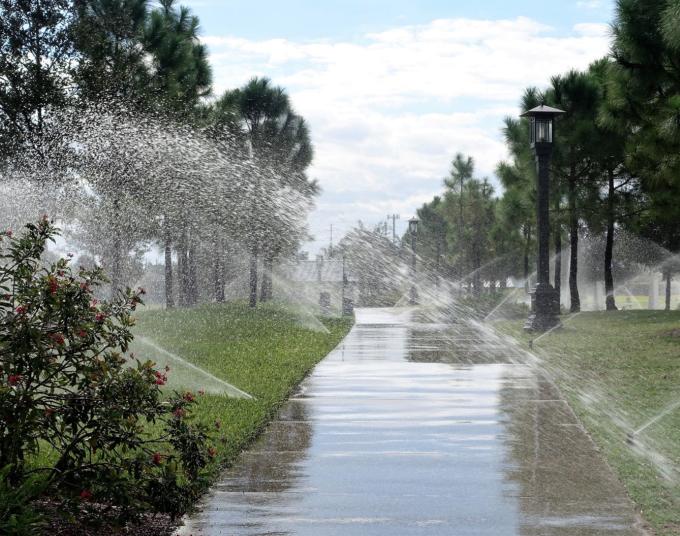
[568,173,580,312]
[260,254,273,302]
[523,224,531,294]
[266,255,273,300]
[472,243,481,297]
[249,250,258,308]
[213,238,225,303]
[187,236,198,306]
[604,169,617,311]
[109,197,122,300]
[177,226,188,307]
[554,197,561,297]
[110,234,122,300]
[164,237,174,309]
[665,271,672,311]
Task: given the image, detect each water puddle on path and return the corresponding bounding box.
[178,307,641,536]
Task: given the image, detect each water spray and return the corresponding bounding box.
[529,311,582,348]
[632,399,680,438]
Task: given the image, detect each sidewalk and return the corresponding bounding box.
[178,307,641,536]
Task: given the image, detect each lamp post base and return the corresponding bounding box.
[524,284,560,332]
[409,286,418,306]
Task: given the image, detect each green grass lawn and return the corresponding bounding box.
[133,301,353,482]
[495,310,680,535]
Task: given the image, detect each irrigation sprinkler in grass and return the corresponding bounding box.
[529,311,583,348]
[627,399,680,446]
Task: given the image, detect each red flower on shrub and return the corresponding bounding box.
[1,220,213,523]
[183,391,195,403]
[49,333,65,345]
[47,276,59,295]
[8,374,22,386]
[198,389,205,396]
[5,229,12,237]
[95,312,106,322]
[154,371,167,386]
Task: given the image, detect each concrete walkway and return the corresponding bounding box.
[179,308,641,536]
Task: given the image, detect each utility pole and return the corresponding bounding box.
[387,214,400,244]
[329,224,333,258]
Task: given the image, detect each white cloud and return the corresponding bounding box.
[573,22,610,38]
[576,0,602,9]
[200,16,611,251]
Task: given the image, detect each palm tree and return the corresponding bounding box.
[143,0,212,307]
[544,70,599,312]
[214,77,315,306]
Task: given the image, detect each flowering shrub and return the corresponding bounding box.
[0,219,213,524]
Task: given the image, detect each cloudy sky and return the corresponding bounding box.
[187,0,614,253]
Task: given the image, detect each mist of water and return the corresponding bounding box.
[132,336,254,399]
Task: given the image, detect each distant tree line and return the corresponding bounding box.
[409,0,680,311]
[0,0,315,308]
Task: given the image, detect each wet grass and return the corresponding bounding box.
[497,310,680,535]
[133,301,353,480]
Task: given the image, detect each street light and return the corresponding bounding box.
[409,216,419,305]
[520,104,565,331]
[408,216,419,235]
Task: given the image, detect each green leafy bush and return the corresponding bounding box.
[0,219,214,526]
[0,466,46,535]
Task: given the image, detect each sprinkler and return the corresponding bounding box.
[528,339,534,350]
[626,432,636,445]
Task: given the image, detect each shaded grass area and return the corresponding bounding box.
[496,310,680,535]
[133,302,353,480]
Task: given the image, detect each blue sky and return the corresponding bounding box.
[187,0,615,253]
[189,0,614,40]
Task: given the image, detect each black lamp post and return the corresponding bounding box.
[521,104,564,331]
[408,216,419,305]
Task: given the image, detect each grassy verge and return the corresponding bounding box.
[133,302,353,480]
[495,310,680,535]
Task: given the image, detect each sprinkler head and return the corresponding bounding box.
[528,340,534,350]
[626,432,635,445]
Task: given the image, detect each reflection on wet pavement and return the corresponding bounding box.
[178,307,640,536]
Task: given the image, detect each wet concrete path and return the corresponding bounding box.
[179,308,640,535]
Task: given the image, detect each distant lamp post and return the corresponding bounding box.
[409,216,419,305]
[521,104,565,331]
